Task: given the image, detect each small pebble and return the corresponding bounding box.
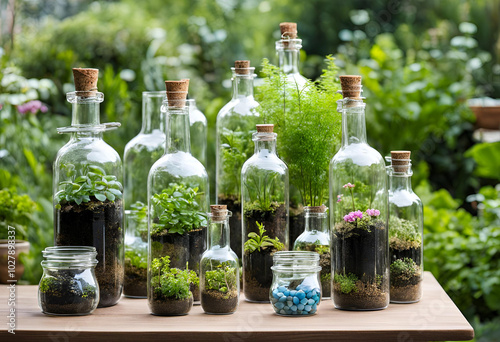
[308,299,315,305]
[279,296,287,302]
[297,304,304,311]
[284,290,290,296]
[275,302,285,310]
[293,297,299,305]
[291,305,297,311]
[300,298,308,305]
[278,286,287,292]
[304,305,312,312]
[290,290,297,296]
[306,292,312,299]
[287,301,293,307]
[272,281,321,316]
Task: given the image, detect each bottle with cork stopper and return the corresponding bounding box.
[216,60,261,261]
[387,151,423,303]
[53,67,124,308]
[147,79,209,314]
[199,205,240,314]
[276,22,308,90]
[241,124,289,302]
[292,205,331,299]
[329,75,389,310]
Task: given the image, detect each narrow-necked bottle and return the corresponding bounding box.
[216,60,260,260]
[53,68,123,308]
[387,151,423,303]
[123,91,165,298]
[276,22,308,92]
[200,205,239,314]
[242,124,288,302]
[147,79,209,315]
[329,75,389,310]
[188,99,208,168]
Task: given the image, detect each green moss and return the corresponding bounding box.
[39,276,57,293]
[390,258,420,281]
[334,273,358,294]
[205,262,237,295]
[150,256,198,300]
[389,216,421,250]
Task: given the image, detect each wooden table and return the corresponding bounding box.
[0,272,473,341]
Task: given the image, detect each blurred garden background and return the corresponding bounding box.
[1,0,500,339]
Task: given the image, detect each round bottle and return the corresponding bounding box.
[53,68,123,308]
[188,99,208,168]
[242,124,289,302]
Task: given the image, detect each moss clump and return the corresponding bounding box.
[333,273,358,294]
[390,258,421,287]
[150,256,198,300]
[389,216,421,250]
[205,262,237,296]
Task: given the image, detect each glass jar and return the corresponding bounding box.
[200,205,239,315]
[147,80,208,315]
[270,251,321,316]
[123,91,165,298]
[216,60,260,260]
[242,124,289,302]
[187,99,207,168]
[38,246,99,316]
[387,151,423,303]
[329,76,389,310]
[293,206,331,299]
[53,68,123,308]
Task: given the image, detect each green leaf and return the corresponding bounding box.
[95,193,106,202]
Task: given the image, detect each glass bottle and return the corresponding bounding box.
[53,68,123,308]
[188,99,208,167]
[147,80,209,315]
[200,205,239,315]
[242,124,289,302]
[216,60,260,260]
[123,91,165,298]
[293,206,331,299]
[387,151,423,303]
[329,75,389,310]
[276,22,308,93]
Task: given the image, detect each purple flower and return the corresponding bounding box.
[352,210,363,219]
[337,194,343,203]
[343,210,363,222]
[366,209,380,217]
[17,100,48,115]
[343,213,355,222]
[343,183,355,189]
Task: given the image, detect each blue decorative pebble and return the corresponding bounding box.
[287,296,293,301]
[313,295,319,302]
[278,286,287,292]
[280,309,286,314]
[306,291,312,299]
[284,306,289,311]
[275,302,285,310]
[290,290,297,296]
[277,292,284,298]
[308,299,315,305]
[296,291,305,300]
[279,296,287,302]
[287,301,293,307]
[304,305,312,312]
[291,305,297,311]
[284,290,290,296]
[272,280,321,316]
[300,298,308,305]
[292,297,299,305]
[297,304,304,311]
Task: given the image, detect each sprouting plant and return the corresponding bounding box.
[125,249,147,270]
[389,216,421,250]
[315,244,329,255]
[150,183,207,235]
[243,166,283,212]
[244,221,285,253]
[54,163,122,208]
[205,262,237,294]
[334,273,358,294]
[150,256,198,300]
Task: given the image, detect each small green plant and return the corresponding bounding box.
[390,258,419,281]
[0,189,37,240]
[82,284,96,298]
[150,183,207,235]
[315,244,329,255]
[54,163,123,208]
[125,249,147,270]
[389,216,421,250]
[150,256,198,300]
[334,273,358,294]
[321,272,331,283]
[205,262,237,294]
[244,221,285,253]
[128,201,148,236]
[243,166,283,212]
[39,276,57,293]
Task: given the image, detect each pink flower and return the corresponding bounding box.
[343,213,355,222]
[366,209,380,217]
[343,210,363,222]
[343,183,355,189]
[352,210,363,219]
[337,194,343,203]
[17,100,48,115]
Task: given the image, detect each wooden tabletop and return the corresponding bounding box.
[0,272,473,341]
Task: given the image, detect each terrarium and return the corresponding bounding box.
[242,124,288,302]
[216,60,260,260]
[188,99,207,167]
[200,205,239,315]
[387,151,423,303]
[147,80,208,315]
[123,91,165,298]
[293,206,331,299]
[53,68,123,308]
[329,75,389,311]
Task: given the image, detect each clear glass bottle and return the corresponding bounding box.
[200,205,239,315]
[270,251,321,316]
[53,68,123,308]
[387,151,423,303]
[329,76,389,310]
[123,91,165,298]
[147,80,209,315]
[38,246,99,316]
[276,22,308,93]
[216,60,260,260]
[242,124,289,302]
[188,99,208,167]
[293,206,331,299]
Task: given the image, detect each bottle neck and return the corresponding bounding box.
[304,213,328,233]
[232,75,254,99]
[276,40,301,75]
[339,99,367,147]
[389,172,412,192]
[166,106,190,154]
[253,132,278,155]
[141,92,164,134]
[208,218,230,250]
[71,102,100,126]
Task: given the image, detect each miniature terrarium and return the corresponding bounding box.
[38,246,99,316]
[147,80,209,315]
[293,206,331,299]
[216,60,260,260]
[270,251,321,316]
[53,68,123,308]
[123,91,165,298]
[200,205,239,314]
[188,99,208,167]
[329,75,389,311]
[387,151,423,303]
[242,124,288,302]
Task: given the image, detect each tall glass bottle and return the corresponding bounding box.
[200,205,239,314]
[216,60,260,260]
[123,91,165,298]
[54,68,123,308]
[147,80,209,315]
[293,205,331,299]
[188,99,207,167]
[242,124,288,302]
[329,75,389,310]
[387,151,423,303]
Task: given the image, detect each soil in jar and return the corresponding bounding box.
[188,227,207,302]
[333,275,388,310]
[124,259,147,298]
[244,203,287,244]
[201,289,238,314]
[390,255,422,303]
[150,230,189,270]
[218,195,242,260]
[243,249,275,302]
[149,294,194,316]
[55,199,123,307]
[289,205,305,252]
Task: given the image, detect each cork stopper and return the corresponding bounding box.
[234,60,251,75]
[165,79,189,108]
[391,150,411,172]
[339,75,362,99]
[210,205,228,220]
[256,124,274,133]
[280,22,297,39]
[305,205,327,213]
[72,68,98,97]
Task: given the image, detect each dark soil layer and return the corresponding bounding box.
[390,247,421,266]
[124,262,147,298]
[55,199,123,307]
[243,249,274,302]
[150,231,189,269]
[390,283,422,303]
[319,252,331,298]
[149,295,193,316]
[201,289,238,314]
[289,208,305,253]
[333,281,388,310]
[218,195,242,260]
[189,227,207,302]
[244,204,287,245]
